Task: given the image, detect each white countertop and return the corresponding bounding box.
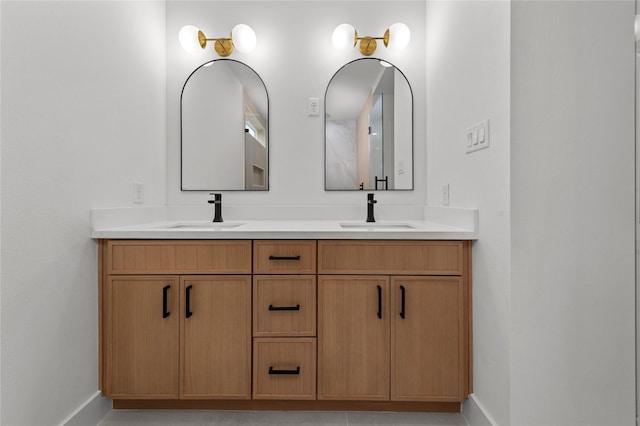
[91,219,476,240]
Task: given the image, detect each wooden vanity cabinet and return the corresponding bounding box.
[252,241,317,400]
[99,238,471,410]
[179,276,251,399]
[390,276,465,401]
[108,276,180,399]
[317,276,390,400]
[100,241,252,400]
[317,240,472,402]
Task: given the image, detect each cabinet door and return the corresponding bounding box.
[109,276,179,399]
[318,276,390,400]
[180,276,251,399]
[391,277,464,401]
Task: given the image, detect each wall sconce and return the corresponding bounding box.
[332,23,410,56]
[179,24,256,57]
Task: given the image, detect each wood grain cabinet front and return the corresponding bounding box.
[253,275,316,337]
[107,240,252,275]
[390,277,466,401]
[253,338,317,400]
[253,240,316,274]
[180,276,251,400]
[252,241,318,401]
[99,240,252,400]
[99,238,471,410]
[317,276,390,401]
[107,276,180,399]
[317,240,472,403]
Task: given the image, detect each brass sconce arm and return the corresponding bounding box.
[333,23,409,56]
[197,31,234,57]
[179,24,256,57]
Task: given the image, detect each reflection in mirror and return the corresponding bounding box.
[181,59,268,190]
[325,58,413,190]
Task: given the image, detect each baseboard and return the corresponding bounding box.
[60,391,112,426]
[113,399,461,412]
[462,394,496,426]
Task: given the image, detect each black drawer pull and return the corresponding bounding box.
[269,366,300,375]
[400,285,406,319]
[185,285,193,319]
[162,285,171,319]
[268,255,301,261]
[268,304,300,311]
[377,285,382,319]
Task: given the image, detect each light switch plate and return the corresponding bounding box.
[466,119,490,154]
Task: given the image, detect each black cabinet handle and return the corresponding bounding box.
[268,304,300,311]
[377,285,382,319]
[185,285,193,318]
[162,285,171,319]
[268,255,301,261]
[400,285,406,319]
[268,366,300,375]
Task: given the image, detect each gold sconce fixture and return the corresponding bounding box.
[179,24,256,57]
[332,23,410,56]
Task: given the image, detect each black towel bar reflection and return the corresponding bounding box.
[268,304,300,311]
[375,176,389,190]
[269,366,300,375]
[268,255,301,260]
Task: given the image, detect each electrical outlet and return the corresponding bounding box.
[308,98,320,116]
[133,182,145,204]
[442,184,450,206]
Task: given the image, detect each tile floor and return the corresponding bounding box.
[99,410,469,426]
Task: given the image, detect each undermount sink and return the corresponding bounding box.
[339,223,415,230]
[161,222,245,229]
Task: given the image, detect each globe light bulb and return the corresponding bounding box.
[179,25,202,53]
[332,24,356,50]
[232,24,257,53]
[387,23,410,50]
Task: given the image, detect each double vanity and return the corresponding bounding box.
[94,217,475,412]
[94,44,474,413]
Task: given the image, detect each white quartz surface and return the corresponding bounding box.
[91,219,476,240]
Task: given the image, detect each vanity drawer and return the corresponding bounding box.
[253,276,316,337]
[252,338,316,400]
[318,240,464,275]
[253,240,317,274]
[107,240,252,275]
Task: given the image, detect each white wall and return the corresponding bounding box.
[0,2,3,422]
[510,2,636,425]
[166,0,426,215]
[426,2,512,425]
[0,2,167,424]
[637,0,640,417]
[428,2,636,424]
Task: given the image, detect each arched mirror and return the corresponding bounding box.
[181,59,268,191]
[325,58,413,190]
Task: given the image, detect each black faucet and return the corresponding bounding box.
[366,193,377,223]
[208,193,223,222]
